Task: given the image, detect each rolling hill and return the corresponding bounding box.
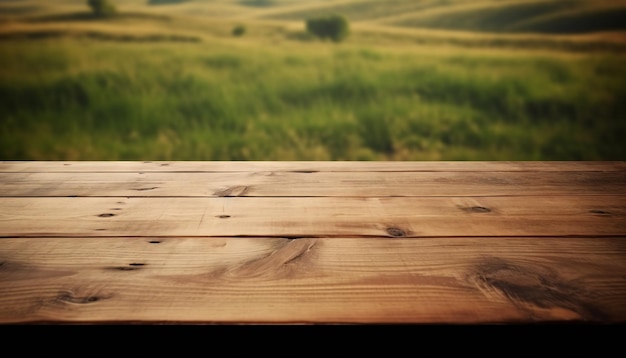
[1,0,625,52]
[3,0,626,34]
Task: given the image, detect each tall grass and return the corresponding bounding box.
[1,37,625,160]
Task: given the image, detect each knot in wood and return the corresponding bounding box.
[462,206,491,213]
[386,227,406,237]
[471,206,491,213]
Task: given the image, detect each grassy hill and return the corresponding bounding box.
[5,0,626,32]
[1,0,625,161]
[378,0,626,34]
[3,1,626,46]
[233,0,626,34]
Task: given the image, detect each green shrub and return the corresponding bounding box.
[232,25,246,37]
[87,0,116,17]
[148,0,187,5]
[240,0,274,7]
[305,14,350,42]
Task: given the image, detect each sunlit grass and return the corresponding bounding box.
[1,35,624,160]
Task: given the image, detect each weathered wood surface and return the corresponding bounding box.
[1,160,625,173]
[1,196,625,237]
[1,171,625,197]
[0,161,625,324]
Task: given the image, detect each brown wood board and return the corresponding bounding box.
[1,161,625,324]
[1,170,625,197]
[1,196,625,238]
[1,236,625,324]
[2,161,625,173]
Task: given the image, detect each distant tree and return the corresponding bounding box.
[232,25,246,37]
[240,0,274,7]
[148,0,187,4]
[306,14,350,42]
[87,0,117,17]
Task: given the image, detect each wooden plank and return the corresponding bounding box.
[1,196,625,237]
[2,161,625,324]
[1,170,624,197]
[1,236,624,324]
[1,161,625,173]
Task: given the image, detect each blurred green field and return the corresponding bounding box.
[1,0,625,160]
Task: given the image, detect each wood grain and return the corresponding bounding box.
[1,161,625,324]
[1,196,625,238]
[1,237,624,324]
[1,170,624,197]
[2,161,625,173]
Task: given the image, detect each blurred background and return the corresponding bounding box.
[1,0,625,161]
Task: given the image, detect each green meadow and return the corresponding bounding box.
[1,0,625,160]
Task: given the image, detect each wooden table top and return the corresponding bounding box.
[1,161,625,324]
